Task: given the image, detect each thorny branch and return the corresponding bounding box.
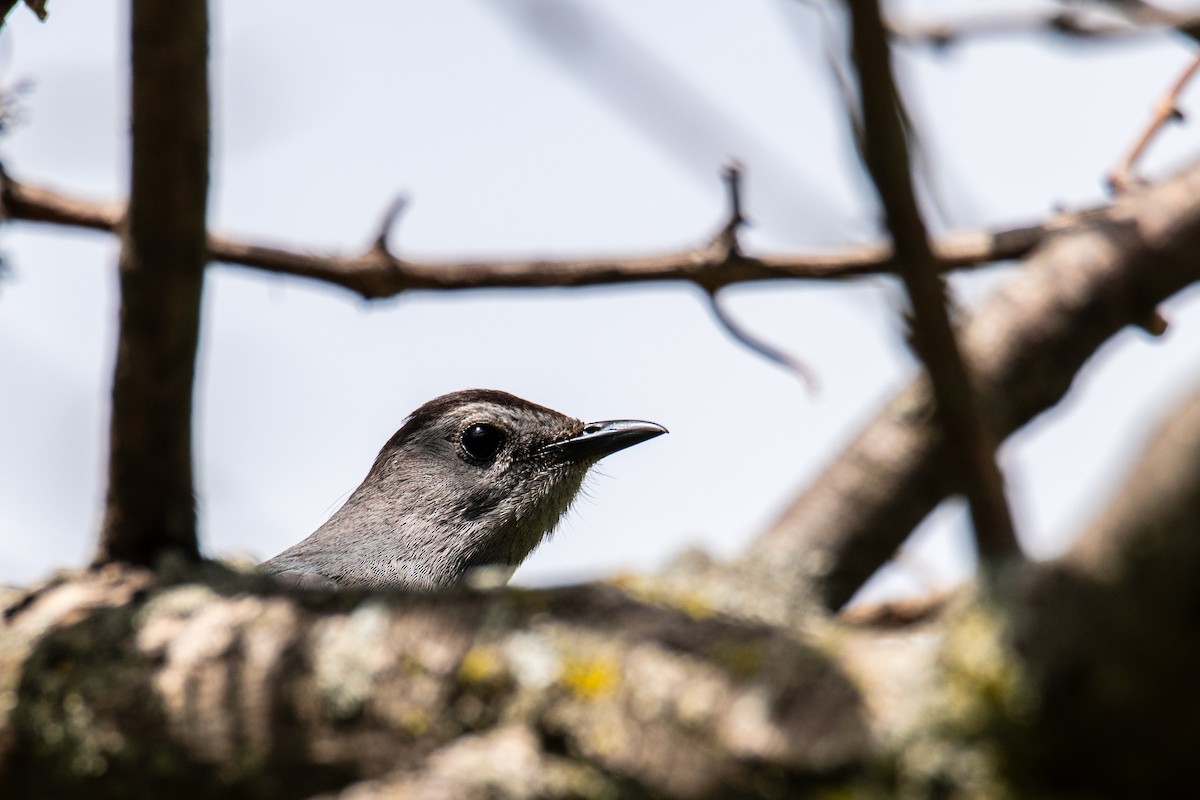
[847,0,1020,559]
[705,163,820,391]
[0,170,1096,296]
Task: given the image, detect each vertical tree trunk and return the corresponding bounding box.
[96,0,210,565]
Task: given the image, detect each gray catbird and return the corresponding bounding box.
[260,389,666,590]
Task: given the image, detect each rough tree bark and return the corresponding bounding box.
[1001,381,1200,797]
[0,566,873,800]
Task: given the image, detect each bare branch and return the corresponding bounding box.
[848,0,1019,559]
[0,170,123,230]
[892,10,1134,46]
[836,588,954,628]
[747,157,1200,610]
[94,0,210,567]
[0,172,1091,295]
[1068,380,1200,592]
[889,5,1200,47]
[0,0,47,31]
[1009,378,1200,796]
[1108,52,1200,194]
[1093,0,1200,44]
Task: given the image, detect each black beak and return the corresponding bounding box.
[540,419,667,463]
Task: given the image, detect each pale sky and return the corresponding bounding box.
[2,1,1199,602]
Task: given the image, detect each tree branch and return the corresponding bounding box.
[0,0,47,31]
[0,567,870,798]
[94,0,210,566]
[1067,380,1200,596]
[889,5,1200,48]
[1108,51,1200,194]
[0,171,1099,294]
[848,0,1019,558]
[747,157,1200,609]
[1001,379,1200,795]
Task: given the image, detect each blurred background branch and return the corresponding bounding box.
[847,0,1020,562]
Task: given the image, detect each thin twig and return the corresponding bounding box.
[847,0,1020,559]
[717,161,746,246]
[707,291,820,393]
[892,9,1143,47]
[889,4,1200,48]
[372,195,409,255]
[1108,52,1200,194]
[837,588,955,628]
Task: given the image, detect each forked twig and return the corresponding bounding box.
[1109,52,1200,193]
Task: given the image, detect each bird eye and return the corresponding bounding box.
[460,423,505,462]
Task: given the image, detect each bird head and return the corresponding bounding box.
[262,389,666,590]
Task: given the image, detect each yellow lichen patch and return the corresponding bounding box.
[609,576,715,621]
[561,656,619,700]
[674,590,716,620]
[891,598,1034,799]
[940,605,1034,731]
[813,786,865,800]
[708,640,766,679]
[400,707,431,736]
[606,572,637,588]
[458,645,506,686]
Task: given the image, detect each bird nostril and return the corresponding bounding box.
[583,423,604,435]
